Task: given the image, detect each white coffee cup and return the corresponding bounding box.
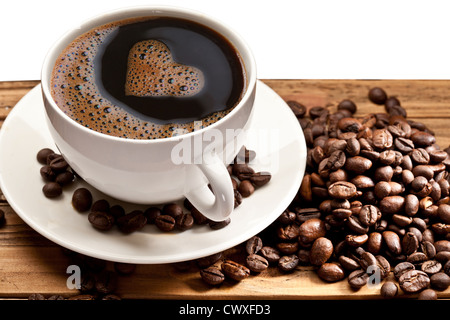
[41,6,257,222]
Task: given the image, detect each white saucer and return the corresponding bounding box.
[0,80,306,264]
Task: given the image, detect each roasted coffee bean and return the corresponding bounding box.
[117,210,147,233]
[438,204,450,224]
[144,206,161,224]
[345,234,368,247]
[404,194,419,216]
[234,190,243,208]
[37,148,55,165]
[367,232,383,254]
[95,271,118,294]
[221,260,250,281]
[411,131,436,147]
[260,246,281,264]
[246,254,269,273]
[379,196,405,215]
[380,281,399,298]
[374,165,394,182]
[196,252,223,269]
[382,231,402,255]
[90,199,109,212]
[418,288,438,300]
[88,211,115,231]
[175,213,194,231]
[277,242,299,255]
[200,266,225,285]
[42,182,62,198]
[191,207,209,225]
[40,165,56,181]
[28,293,46,300]
[232,163,255,180]
[277,210,297,225]
[421,260,442,275]
[278,254,299,272]
[338,255,360,271]
[298,218,327,244]
[359,251,377,272]
[344,156,373,174]
[374,181,391,198]
[337,99,357,114]
[348,269,369,290]
[109,205,125,219]
[55,170,75,186]
[412,165,434,180]
[277,224,300,241]
[317,263,346,282]
[72,188,93,212]
[287,100,307,118]
[430,272,450,291]
[368,87,387,105]
[411,148,430,164]
[209,218,231,230]
[401,232,419,255]
[309,237,333,266]
[421,241,437,260]
[162,203,183,218]
[407,252,428,266]
[49,156,69,173]
[246,236,263,255]
[399,270,430,293]
[238,180,255,197]
[309,106,328,119]
[250,172,271,187]
[346,215,370,234]
[372,129,393,150]
[155,214,176,232]
[394,261,415,280]
[358,205,379,226]
[328,181,357,199]
[394,137,414,154]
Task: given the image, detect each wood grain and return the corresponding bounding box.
[1,79,450,300]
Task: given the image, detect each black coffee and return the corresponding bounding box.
[51,16,246,139]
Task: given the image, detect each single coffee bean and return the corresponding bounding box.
[338,99,357,114]
[40,165,56,181]
[278,254,299,272]
[109,204,125,219]
[411,148,430,164]
[345,234,369,247]
[200,266,225,285]
[42,182,62,198]
[379,196,405,215]
[421,260,442,275]
[317,263,346,282]
[430,272,450,291]
[232,163,255,180]
[404,194,419,216]
[359,251,377,272]
[372,129,393,150]
[49,156,69,173]
[155,214,176,232]
[196,252,223,269]
[394,137,414,154]
[374,165,394,182]
[298,218,327,244]
[175,213,194,231]
[418,288,438,300]
[368,87,387,105]
[162,203,183,218]
[358,205,379,226]
[249,172,271,187]
[367,232,383,255]
[246,236,263,255]
[382,231,402,255]
[117,210,147,233]
[286,100,307,118]
[338,255,360,271]
[438,204,450,224]
[209,217,231,230]
[401,232,419,255]
[144,206,161,224]
[36,148,55,164]
[394,261,415,280]
[380,281,398,298]
[348,269,369,290]
[344,156,373,174]
[411,131,436,147]
[238,180,255,197]
[88,211,115,231]
[221,260,250,281]
[260,246,281,264]
[246,254,269,273]
[328,181,357,199]
[407,252,428,266]
[72,188,93,212]
[399,270,430,293]
[309,237,333,266]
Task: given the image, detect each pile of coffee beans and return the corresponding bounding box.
[36,147,271,234]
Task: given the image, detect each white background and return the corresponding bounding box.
[1,0,450,81]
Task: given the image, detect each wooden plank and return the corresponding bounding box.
[1,80,450,300]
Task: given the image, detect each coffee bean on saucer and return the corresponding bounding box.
[286,100,307,118]
[117,210,147,233]
[250,172,272,187]
[55,170,74,186]
[109,204,125,219]
[144,206,161,224]
[209,217,231,230]
[232,163,255,180]
[72,188,93,212]
[36,148,55,165]
[88,211,115,231]
[42,182,62,198]
[368,87,387,105]
[49,156,69,173]
[155,214,176,232]
[162,203,183,218]
[175,213,194,231]
[238,180,254,197]
[91,199,110,212]
[40,165,56,181]
[191,207,209,225]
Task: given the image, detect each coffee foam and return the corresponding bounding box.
[50,18,230,140]
[125,40,204,97]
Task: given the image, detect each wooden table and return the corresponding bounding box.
[1,79,450,300]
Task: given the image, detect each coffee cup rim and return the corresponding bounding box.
[41,5,257,144]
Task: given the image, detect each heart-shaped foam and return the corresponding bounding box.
[125,40,204,97]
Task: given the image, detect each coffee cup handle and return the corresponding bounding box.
[184,153,234,222]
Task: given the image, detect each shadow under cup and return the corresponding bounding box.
[40,6,257,221]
